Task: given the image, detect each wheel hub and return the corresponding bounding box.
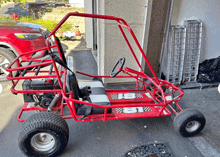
[30,133,55,152]
[186,121,200,133]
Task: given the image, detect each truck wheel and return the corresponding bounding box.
[0,48,17,81]
[18,112,69,157]
[173,108,206,137]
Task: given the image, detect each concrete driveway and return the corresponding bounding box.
[0,50,219,157]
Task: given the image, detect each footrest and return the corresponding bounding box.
[77,79,112,115]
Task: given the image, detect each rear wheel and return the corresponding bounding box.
[0,48,17,81]
[173,108,206,137]
[18,112,69,157]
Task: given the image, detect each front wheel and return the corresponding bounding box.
[18,112,69,157]
[173,108,206,137]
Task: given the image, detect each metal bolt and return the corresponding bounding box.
[41,135,46,141]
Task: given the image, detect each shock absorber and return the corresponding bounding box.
[47,94,60,112]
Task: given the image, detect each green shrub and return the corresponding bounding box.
[18,16,72,32]
[62,23,72,32]
[0,16,13,20]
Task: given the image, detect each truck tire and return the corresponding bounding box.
[18,112,69,157]
[0,48,17,81]
[173,108,206,137]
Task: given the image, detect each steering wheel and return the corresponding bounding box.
[110,57,125,77]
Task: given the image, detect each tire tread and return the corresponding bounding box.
[18,112,69,157]
[174,108,206,137]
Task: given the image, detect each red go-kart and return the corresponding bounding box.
[6,12,206,157]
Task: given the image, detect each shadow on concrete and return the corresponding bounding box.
[60,42,69,52]
[74,36,87,50]
[0,2,66,19]
[3,3,28,17]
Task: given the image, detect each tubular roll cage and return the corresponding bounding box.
[6,12,184,122]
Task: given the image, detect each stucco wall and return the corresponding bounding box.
[172,0,220,62]
[98,0,146,83]
[84,0,93,49]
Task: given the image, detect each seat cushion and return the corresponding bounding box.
[77,79,112,115]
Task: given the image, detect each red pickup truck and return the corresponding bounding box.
[0,20,49,81]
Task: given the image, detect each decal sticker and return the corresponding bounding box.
[165,96,172,101]
[115,107,151,113]
[145,92,152,99]
[111,93,143,100]
[124,93,136,99]
[123,107,144,113]
[163,110,168,115]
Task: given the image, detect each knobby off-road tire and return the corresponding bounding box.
[173,108,206,137]
[18,112,69,157]
[0,48,17,81]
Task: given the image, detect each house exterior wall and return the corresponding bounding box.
[144,0,170,76]
[84,0,93,49]
[97,0,147,83]
[85,0,170,83]
[172,0,220,62]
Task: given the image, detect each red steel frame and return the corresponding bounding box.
[6,12,184,123]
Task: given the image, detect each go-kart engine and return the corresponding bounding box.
[22,79,56,108]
